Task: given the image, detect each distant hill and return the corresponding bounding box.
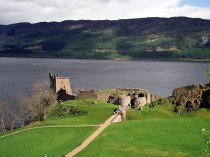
[0,17,210,61]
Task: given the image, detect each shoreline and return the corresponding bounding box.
[0,55,210,62]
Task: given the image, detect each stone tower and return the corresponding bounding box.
[49,71,72,95]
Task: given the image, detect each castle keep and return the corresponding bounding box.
[49,71,72,95]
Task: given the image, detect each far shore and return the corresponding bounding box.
[1,55,210,62]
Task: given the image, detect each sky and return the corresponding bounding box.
[179,0,210,7]
[0,0,210,24]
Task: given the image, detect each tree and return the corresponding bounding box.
[1,81,57,133]
[31,81,57,121]
[0,101,8,132]
[16,93,34,126]
[0,101,18,132]
[16,81,57,126]
[7,102,17,131]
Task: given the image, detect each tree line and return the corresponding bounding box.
[0,81,57,133]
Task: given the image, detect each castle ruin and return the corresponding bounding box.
[76,88,112,102]
[117,88,160,109]
[49,72,161,108]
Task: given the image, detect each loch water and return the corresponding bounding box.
[0,57,210,101]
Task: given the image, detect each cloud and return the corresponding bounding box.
[0,0,210,24]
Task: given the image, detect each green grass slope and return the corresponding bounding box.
[0,127,97,157]
[42,99,117,125]
[1,99,209,157]
[0,99,117,157]
[76,102,210,157]
[76,119,210,157]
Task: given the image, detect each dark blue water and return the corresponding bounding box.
[0,57,210,101]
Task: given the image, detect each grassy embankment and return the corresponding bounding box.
[1,98,210,157]
[0,100,117,157]
[76,99,210,157]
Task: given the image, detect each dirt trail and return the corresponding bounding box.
[65,114,118,157]
[0,125,99,139]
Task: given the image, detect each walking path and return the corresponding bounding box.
[0,125,99,139]
[1,106,130,157]
[65,113,119,157]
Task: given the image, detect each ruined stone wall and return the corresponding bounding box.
[108,93,119,104]
[58,89,75,101]
[150,94,161,102]
[76,90,97,100]
[97,92,112,102]
[134,97,147,109]
[146,92,151,103]
[119,95,131,107]
[117,88,148,94]
[49,73,56,91]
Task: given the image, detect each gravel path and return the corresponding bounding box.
[0,125,99,139]
[65,114,119,157]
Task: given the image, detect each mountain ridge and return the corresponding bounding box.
[0,17,210,61]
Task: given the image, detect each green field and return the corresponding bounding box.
[1,99,210,157]
[29,99,117,127]
[75,103,210,157]
[0,100,116,157]
[0,127,97,157]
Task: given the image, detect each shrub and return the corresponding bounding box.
[174,105,186,114]
[186,84,197,90]
[53,105,66,116]
[149,98,169,108]
[68,106,88,115]
[201,128,210,157]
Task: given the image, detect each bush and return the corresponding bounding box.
[201,128,210,157]
[53,105,66,116]
[149,102,155,108]
[68,106,88,115]
[53,105,88,116]
[174,105,186,114]
[186,85,197,90]
[149,98,169,108]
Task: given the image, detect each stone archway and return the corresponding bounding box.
[130,99,135,108]
[138,93,145,98]
[201,89,210,108]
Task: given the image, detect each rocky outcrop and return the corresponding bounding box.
[172,83,210,113]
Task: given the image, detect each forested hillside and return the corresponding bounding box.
[0,17,210,60]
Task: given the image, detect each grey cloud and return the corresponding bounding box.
[0,0,210,25]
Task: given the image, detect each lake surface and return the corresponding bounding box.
[0,57,210,101]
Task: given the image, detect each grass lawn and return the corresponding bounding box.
[0,99,117,157]
[0,126,97,157]
[1,99,210,157]
[30,99,117,127]
[75,103,210,157]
